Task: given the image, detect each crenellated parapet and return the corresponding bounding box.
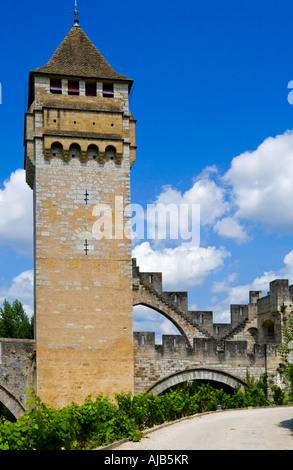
[133,332,281,395]
[133,332,277,360]
[132,259,293,346]
[132,258,252,341]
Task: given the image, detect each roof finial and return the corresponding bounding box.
[74,0,79,25]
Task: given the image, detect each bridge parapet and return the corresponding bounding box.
[133,332,277,361]
[133,332,281,395]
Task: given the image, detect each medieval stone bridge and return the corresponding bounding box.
[132,259,288,396]
[0,259,291,418]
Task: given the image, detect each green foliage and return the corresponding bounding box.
[0,377,288,450]
[278,316,293,363]
[0,300,34,339]
[271,385,286,405]
[277,315,293,395]
[241,372,269,407]
[284,364,293,401]
[0,394,143,450]
[279,315,293,358]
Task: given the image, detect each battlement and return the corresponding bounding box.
[132,259,293,345]
[133,259,251,337]
[133,332,277,360]
[133,331,281,395]
[258,279,293,314]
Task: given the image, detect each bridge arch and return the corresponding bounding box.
[147,368,247,396]
[133,300,189,343]
[0,384,26,419]
[133,287,203,347]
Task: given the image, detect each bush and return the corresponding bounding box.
[0,378,287,450]
[0,394,142,450]
[271,385,286,405]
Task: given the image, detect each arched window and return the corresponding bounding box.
[87,144,99,160]
[51,142,63,158]
[69,143,81,159]
[105,145,117,162]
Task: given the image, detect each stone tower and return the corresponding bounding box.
[24,20,136,407]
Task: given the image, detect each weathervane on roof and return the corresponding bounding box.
[74,0,79,25]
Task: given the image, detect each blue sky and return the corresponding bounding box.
[1,0,293,340]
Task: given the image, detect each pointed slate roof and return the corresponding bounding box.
[32,25,132,84]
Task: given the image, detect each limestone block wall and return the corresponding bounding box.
[133,332,282,395]
[0,339,35,417]
[33,152,134,407]
[24,72,136,408]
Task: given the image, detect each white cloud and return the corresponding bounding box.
[211,273,238,294]
[0,169,33,254]
[152,165,250,243]
[224,130,293,233]
[213,270,278,306]
[282,250,293,279]
[214,216,249,242]
[156,174,228,227]
[152,130,293,242]
[209,249,293,323]
[0,269,34,317]
[133,241,230,289]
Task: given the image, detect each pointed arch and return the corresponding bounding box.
[133,286,204,347]
[0,385,26,419]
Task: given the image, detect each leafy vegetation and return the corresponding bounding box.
[0,393,141,450]
[0,300,34,339]
[0,376,291,450]
[278,315,293,400]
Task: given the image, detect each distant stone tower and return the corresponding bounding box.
[24,19,136,406]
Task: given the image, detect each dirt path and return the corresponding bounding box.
[115,407,293,450]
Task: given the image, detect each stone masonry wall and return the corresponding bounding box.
[0,339,35,417]
[133,332,282,395]
[25,74,136,408]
